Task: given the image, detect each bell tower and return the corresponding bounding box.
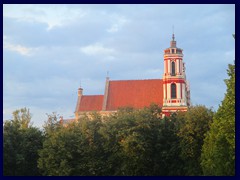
[162,34,191,117]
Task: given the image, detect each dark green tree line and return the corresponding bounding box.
[176,106,214,175]
[4,103,226,176]
[201,62,235,176]
[3,108,43,176]
[37,104,213,176]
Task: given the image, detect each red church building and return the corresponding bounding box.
[74,34,191,120]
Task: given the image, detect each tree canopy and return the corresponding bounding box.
[201,62,235,176]
[3,108,43,176]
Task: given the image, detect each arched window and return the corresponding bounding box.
[171,61,176,76]
[171,83,176,99]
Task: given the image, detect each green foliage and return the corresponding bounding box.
[43,112,61,136]
[38,124,83,176]
[201,63,235,176]
[38,105,184,176]
[11,107,32,129]
[38,112,106,176]
[4,103,219,176]
[3,108,43,176]
[94,104,182,176]
[176,106,214,175]
[37,104,216,176]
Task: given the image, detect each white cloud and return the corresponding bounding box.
[107,16,129,33]
[103,55,116,62]
[3,4,235,127]
[80,43,116,56]
[3,35,39,56]
[4,43,34,56]
[3,4,86,30]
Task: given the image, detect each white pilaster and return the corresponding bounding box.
[168,60,170,74]
[179,59,182,74]
[167,83,171,99]
[175,59,178,74]
[164,60,167,74]
[178,59,180,74]
[177,83,181,99]
[163,84,166,99]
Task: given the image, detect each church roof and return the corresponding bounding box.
[106,79,163,111]
[78,95,104,111]
[77,79,163,112]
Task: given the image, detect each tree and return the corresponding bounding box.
[176,105,214,175]
[3,108,43,176]
[38,104,185,176]
[201,62,235,176]
[38,112,107,176]
[43,112,61,136]
[38,123,82,176]
[37,104,216,176]
[100,104,183,176]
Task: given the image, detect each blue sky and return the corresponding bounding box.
[3,4,235,127]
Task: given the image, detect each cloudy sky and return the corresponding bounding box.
[3,4,235,127]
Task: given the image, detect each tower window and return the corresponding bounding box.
[171,83,176,99]
[171,61,176,76]
[171,49,174,54]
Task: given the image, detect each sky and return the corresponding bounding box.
[3,4,235,127]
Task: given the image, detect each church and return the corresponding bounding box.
[68,34,191,122]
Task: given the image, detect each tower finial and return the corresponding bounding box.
[172,25,175,41]
[80,80,81,88]
[107,71,109,78]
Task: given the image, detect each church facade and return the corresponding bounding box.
[74,34,190,120]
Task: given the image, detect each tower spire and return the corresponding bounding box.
[172,25,175,41]
[170,30,176,47]
[172,33,175,41]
